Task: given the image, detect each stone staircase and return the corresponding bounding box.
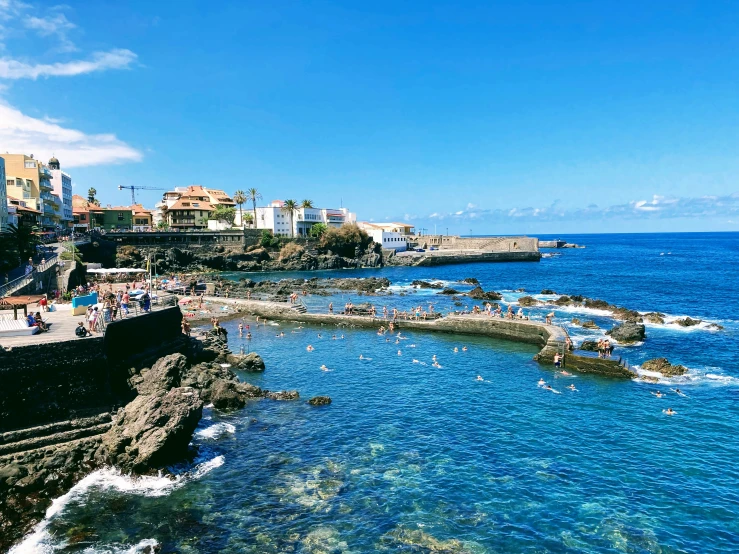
[0,412,112,460]
[291,303,308,314]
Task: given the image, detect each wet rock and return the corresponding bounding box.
[611,307,643,322]
[209,379,263,410]
[308,396,332,406]
[517,296,539,307]
[584,298,611,310]
[707,323,724,330]
[227,352,265,372]
[581,320,599,330]
[540,289,557,295]
[265,390,300,401]
[411,280,443,289]
[673,317,701,327]
[461,277,479,285]
[579,340,599,352]
[439,288,461,295]
[102,387,203,472]
[606,321,646,343]
[554,295,572,306]
[641,358,688,376]
[643,312,665,324]
[571,318,581,325]
[515,288,526,292]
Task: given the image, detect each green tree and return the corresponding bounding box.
[233,190,247,227]
[156,220,170,231]
[247,188,262,229]
[281,199,299,238]
[309,222,328,238]
[2,224,41,265]
[197,215,209,227]
[301,199,314,208]
[87,188,99,206]
[319,223,371,257]
[210,205,236,225]
[242,212,254,227]
[260,229,274,247]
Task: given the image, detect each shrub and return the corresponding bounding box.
[60,251,83,263]
[319,223,371,258]
[279,242,305,260]
[260,230,274,247]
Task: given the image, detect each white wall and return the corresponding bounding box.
[368,229,407,251]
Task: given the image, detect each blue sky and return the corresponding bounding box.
[1,0,738,234]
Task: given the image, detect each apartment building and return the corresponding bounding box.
[48,157,74,226]
[2,154,63,230]
[154,185,235,228]
[235,200,357,237]
[0,157,7,231]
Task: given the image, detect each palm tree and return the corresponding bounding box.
[4,223,41,263]
[246,188,262,229]
[281,199,299,238]
[301,199,314,208]
[243,212,254,227]
[233,190,247,227]
[87,188,97,205]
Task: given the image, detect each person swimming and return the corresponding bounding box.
[663,408,676,415]
[412,359,420,364]
[462,346,468,351]
[476,375,484,381]
[651,391,664,398]
[306,345,314,351]
[317,333,322,338]
[567,384,577,391]
[359,354,364,360]
[397,350,402,356]
[560,370,572,376]
[432,362,441,368]
[453,347,459,353]
[246,332,252,339]
[320,364,330,372]
[538,378,546,386]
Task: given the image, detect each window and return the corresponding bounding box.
[118,212,124,221]
[25,161,37,169]
[81,214,87,221]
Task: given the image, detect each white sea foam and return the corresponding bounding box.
[633,364,737,386]
[79,538,160,553]
[195,422,236,440]
[10,456,225,554]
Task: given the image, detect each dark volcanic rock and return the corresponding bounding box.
[673,317,701,327]
[641,358,688,376]
[308,396,332,406]
[540,289,557,295]
[606,321,646,343]
[579,340,600,352]
[102,387,203,472]
[554,295,572,306]
[468,286,503,301]
[584,298,611,310]
[411,280,443,289]
[611,306,643,322]
[210,379,263,410]
[461,277,479,285]
[439,288,461,295]
[581,320,599,329]
[517,296,539,307]
[265,390,300,401]
[643,312,665,324]
[227,352,265,372]
[132,353,188,395]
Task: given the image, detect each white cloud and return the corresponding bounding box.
[24,12,78,53]
[0,102,142,167]
[0,49,137,79]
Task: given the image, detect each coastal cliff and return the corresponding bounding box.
[0,309,298,552]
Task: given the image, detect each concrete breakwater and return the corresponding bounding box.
[206,298,634,378]
[386,249,541,266]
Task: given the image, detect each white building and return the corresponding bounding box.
[48,157,73,226]
[0,157,8,231]
[236,200,357,237]
[357,222,409,251]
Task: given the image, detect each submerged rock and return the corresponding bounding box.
[641,358,688,376]
[461,277,479,285]
[540,289,557,295]
[411,280,443,289]
[265,390,300,401]
[579,340,599,351]
[706,323,724,330]
[584,298,611,310]
[308,396,332,406]
[611,306,643,322]
[571,318,581,325]
[581,320,599,329]
[606,321,646,343]
[554,295,572,305]
[439,288,461,295]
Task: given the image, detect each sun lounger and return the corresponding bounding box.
[0,318,39,336]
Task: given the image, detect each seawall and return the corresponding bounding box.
[387,250,541,266]
[205,298,633,378]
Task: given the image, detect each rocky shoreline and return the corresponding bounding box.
[0,330,318,552]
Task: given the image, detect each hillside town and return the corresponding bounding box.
[0,153,421,267]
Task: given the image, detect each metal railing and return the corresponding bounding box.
[0,254,58,298]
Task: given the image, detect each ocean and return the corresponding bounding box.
[12,232,739,553]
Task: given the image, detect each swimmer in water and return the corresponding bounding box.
[320,364,331,372]
[433,362,441,368]
[663,408,676,415]
[359,354,364,360]
[453,347,459,353]
[538,378,546,386]
[432,355,438,362]
[306,345,314,352]
[651,391,664,398]
[560,370,572,376]
[545,385,560,393]
[476,375,484,381]
[395,339,400,344]
[567,384,577,391]
[413,359,420,364]
[332,334,337,340]
[317,333,322,339]
[238,323,244,336]
[397,350,402,356]
[462,346,468,352]
[246,332,251,339]
[386,338,390,342]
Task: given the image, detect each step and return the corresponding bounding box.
[0,413,112,446]
[0,422,112,457]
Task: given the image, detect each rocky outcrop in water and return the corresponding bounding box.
[641,358,688,376]
[518,296,539,307]
[227,352,265,372]
[467,286,503,301]
[439,288,461,295]
[579,340,599,351]
[461,277,479,285]
[101,387,203,473]
[643,312,665,324]
[309,396,332,406]
[606,321,646,343]
[581,320,599,329]
[673,317,701,327]
[411,280,443,289]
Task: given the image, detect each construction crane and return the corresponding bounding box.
[118,185,167,205]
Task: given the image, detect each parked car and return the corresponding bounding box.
[414,248,425,252]
[429,246,438,251]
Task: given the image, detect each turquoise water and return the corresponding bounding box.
[13,233,739,553]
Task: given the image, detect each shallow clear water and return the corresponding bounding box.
[14,233,739,553]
